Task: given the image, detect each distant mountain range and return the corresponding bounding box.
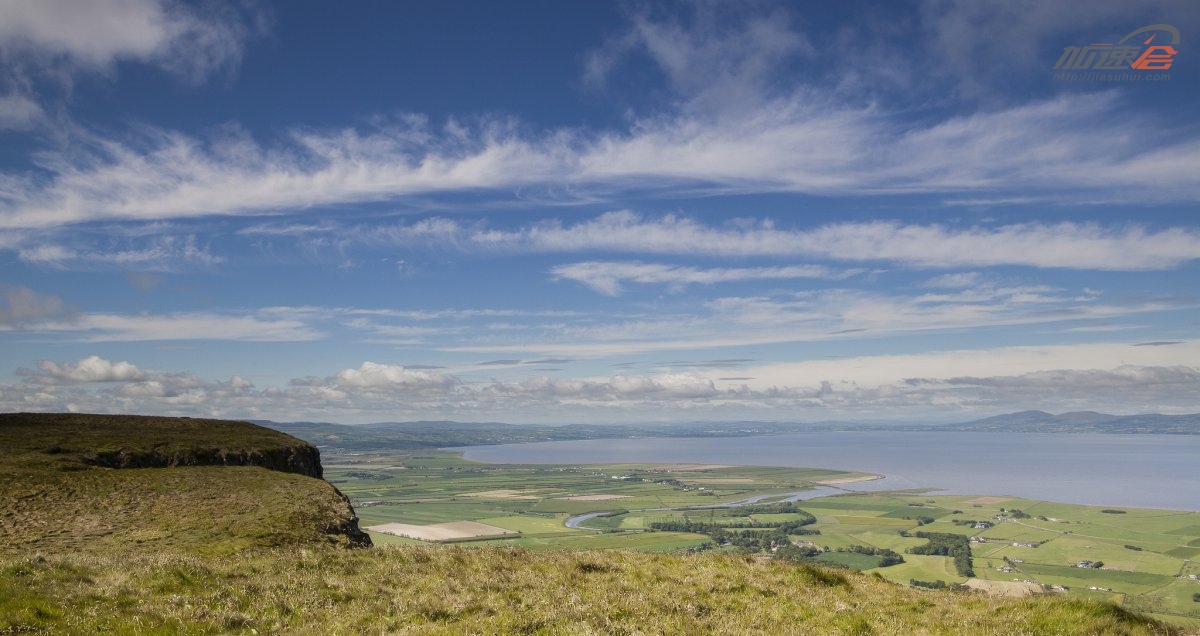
[252,410,1200,451]
[940,410,1200,434]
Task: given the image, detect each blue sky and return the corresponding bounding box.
[1,0,1198,424]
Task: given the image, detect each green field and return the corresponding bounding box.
[325,452,1200,625]
[329,450,873,551]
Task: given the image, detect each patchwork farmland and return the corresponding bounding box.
[326,450,1200,627]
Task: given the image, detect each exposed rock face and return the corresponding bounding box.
[0,412,372,549]
[327,486,374,548]
[84,444,324,478]
[2,412,324,478]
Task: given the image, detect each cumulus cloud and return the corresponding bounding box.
[3,342,1199,422]
[34,355,145,383]
[331,362,457,392]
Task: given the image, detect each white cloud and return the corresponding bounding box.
[485,373,720,401]
[924,272,982,288]
[0,93,42,129]
[34,355,145,383]
[740,340,1200,392]
[332,362,456,392]
[0,284,72,327]
[551,261,856,295]
[0,0,263,81]
[16,234,222,270]
[34,311,323,342]
[440,284,1182,359]
[4,342,1197,422]
[586,6,812,112]
[448,213,1200,271]
[1,91,1199,232]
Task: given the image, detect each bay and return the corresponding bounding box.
[459,431,1200,511]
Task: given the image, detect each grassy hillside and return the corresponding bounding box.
[1,546,1183,635]
[0,412,325,476]
[0,413,369,555]
[0,413,1191,634]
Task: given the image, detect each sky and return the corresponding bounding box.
[0,0,1198,424]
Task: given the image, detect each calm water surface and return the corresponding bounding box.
[459,432,1200,510]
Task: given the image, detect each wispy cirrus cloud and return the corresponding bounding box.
[309,212,1200,272]
[440,284,1184,358]
[551,260,863,295]
[1,91,1198,232]
[16,233,223,270]
[27,311,323,342]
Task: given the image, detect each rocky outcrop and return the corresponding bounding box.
[1,412,324,478]
[327,486,374,548]
[84,443,324,478]
[1,412,372,550]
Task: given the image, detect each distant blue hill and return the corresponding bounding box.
[944,411,1200,434]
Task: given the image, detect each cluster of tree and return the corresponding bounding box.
[650,519,817,534]
[906,531,974,577]
[950,519,989,527]
[343,471,393,481]
[1100,509,1127,514]
[1124,544,1142,551]
[732,503,810,516]
[1193,592,1200,602]
[909,579,968,590]
[999,508,1030,519]
[839,545,905,567]
[650,510,819,552]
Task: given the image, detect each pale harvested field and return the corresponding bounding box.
[963,496,1013,505]
[963,578,1043,598]
[461,489,541,500]
[558,494,632,501]
[365,521,517,542]
[815,475,881,485]
[658,464,735,471]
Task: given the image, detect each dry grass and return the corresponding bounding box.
[0,545,1185,635]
